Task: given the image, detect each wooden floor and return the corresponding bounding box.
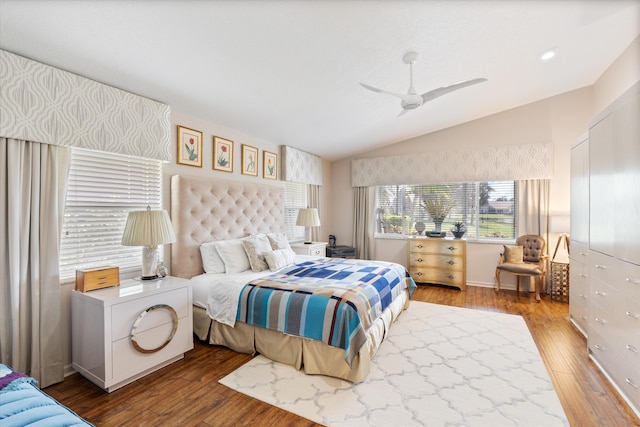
[46,285,640,427]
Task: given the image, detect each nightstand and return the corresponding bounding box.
[291,241,328,257]
[71,276,193,392]
[326,245,356,258]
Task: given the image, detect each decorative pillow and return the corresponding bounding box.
[243,235,272,272]
[264,248,296,271]
[503,245,524,264]
[200,242,226,274]
[215,239,251,273]
[267,232,292,251]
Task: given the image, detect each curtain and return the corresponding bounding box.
[517,179,551,292]
[308,184,320,242]
[0,138,70,387]
[352,186,376,260]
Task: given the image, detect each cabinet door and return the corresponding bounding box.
[613,91,640,265]
[570,138,589,244]
[589,115,615,255]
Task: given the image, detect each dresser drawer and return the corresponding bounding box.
[571,240,589,261]
[569,300,588,336]
[616,258,640,300]
[409,239,465,256]
[409,252,463,271]
[590,250,615,282]
[112,317,191,383]
[111,287,189,341]
[409,267,465,287]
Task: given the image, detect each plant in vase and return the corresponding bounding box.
[452,221,466,239]
[421,194,455,232]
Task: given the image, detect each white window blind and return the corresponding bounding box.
[375,181,518,240]
[283,181,308,242]
[59,148,162,281]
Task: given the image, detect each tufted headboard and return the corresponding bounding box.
[170,175,284,279]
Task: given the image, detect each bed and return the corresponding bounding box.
[0,364,92,426]
[170,174,415,382]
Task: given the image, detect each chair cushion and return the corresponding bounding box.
[503,245,524,264]
[497,262,542,275]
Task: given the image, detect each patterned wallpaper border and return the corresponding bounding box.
[351,143,554,187]
[0,50,171,161]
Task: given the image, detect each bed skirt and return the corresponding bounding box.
[193,288,411,382]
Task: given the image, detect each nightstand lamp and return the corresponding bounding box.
[296,208,320,244]
[121,206,176,280]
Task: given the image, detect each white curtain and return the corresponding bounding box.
[309,184,321,242]
[0,138,70,387]
[352,187,376,260]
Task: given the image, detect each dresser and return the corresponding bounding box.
[582,82,640,417]
[291,241,327,257]
[71,276,193,392]
[407,238,466,291]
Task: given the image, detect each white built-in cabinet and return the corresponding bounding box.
[569,134,589,337]
[583,81,640,417]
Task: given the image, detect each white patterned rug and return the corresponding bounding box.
[219,302,569,426]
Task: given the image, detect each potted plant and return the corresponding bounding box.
[451,221,466,239]
[421,195,455,232]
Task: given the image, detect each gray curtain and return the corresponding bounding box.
[352,186,376,260]
[0,138,70,387]
[517,179,551,292]
[309,184,320,242]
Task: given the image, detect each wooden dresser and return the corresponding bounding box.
[407,238,466,291]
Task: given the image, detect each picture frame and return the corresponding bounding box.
[241,144,258,176]
[177,125,203,167]
[263,150,277,180]
[213,136,234,173]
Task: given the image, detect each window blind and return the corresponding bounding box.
[59,148,162,281]
[282,181,308,242]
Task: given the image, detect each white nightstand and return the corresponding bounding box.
[71,276,193,392]
[291,241,328,257]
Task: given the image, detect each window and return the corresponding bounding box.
[59,148,162,281]
[375,181,517,240]
[283,181,307,242]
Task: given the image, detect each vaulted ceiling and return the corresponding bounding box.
[1,1,638,160]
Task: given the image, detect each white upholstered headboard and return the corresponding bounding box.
[170,175,284,279]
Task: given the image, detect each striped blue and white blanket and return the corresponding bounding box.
[236,258,416,366]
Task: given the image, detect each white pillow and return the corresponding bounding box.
[243,235,272,272]
[200,241,226,274]
[264,248,296,271]
[215,239,251,273]
[267,232,291,251]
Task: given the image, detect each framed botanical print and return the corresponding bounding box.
[177,126,203,167]
[263,150,277,180]
[241,144,258,176]
[213,136,234,173]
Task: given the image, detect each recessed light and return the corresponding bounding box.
[540,47,557,61]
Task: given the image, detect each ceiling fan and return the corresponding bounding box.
[360,51,487,116]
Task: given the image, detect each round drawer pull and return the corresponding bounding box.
[130,304,178,354]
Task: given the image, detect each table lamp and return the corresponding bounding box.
[296,208,320,244]
[122,207,176,280]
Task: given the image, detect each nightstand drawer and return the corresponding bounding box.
[409,267,465,286]
[111,287,189,341]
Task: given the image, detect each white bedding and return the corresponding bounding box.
[190,254,317,327]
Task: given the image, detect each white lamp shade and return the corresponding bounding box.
[121,209,176,247]
[296,208,321,227]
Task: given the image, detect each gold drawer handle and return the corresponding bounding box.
[625,311,639,319]
[131,304,178,354]
[626,378,638,389]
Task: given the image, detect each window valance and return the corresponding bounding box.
[351,143,553,187]
[0,50,171,161]
[281,145,323,185]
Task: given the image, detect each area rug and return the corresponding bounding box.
[219,302,569,426]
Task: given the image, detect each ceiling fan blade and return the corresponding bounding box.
[396,109,409,118]
[360,83,410,101]
[421,78,487,103]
